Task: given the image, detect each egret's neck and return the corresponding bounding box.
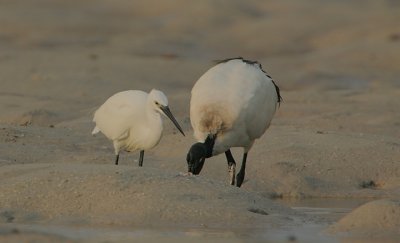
[127,101,162,149]
[145,101,163,126]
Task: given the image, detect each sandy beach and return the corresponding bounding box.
[1,0,400,242]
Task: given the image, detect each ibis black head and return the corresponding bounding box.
[186,142,207,174]
[186,134,216,174]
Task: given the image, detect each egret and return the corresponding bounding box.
[186,57,282,187]
[92,89,185,166]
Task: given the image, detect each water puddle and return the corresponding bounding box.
[264,198,373,242]
[279,198,370,223]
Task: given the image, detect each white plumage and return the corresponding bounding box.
[186,57,281,187]
[92,89,185,166]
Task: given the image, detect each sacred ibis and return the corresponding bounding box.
[186,57,282,187]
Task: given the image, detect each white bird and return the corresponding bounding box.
[92,89,185,166]
[186,57,282,187]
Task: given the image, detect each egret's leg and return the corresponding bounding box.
[236,153,248,187]
[225,149,236,185]
[115,154,119,165]
[138,150,144,167]
[113,141,120,165]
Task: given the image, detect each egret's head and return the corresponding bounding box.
[149,89,185,136]
[186,142,206,174]
[149,89,168,111]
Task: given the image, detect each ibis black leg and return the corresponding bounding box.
[225,149,236,185]
[115,154,120,165]
[225,149,236,165]
[138,150,144,167]
[236,153,248,187]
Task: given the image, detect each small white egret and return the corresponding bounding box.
[92,89,185,166]
[186,57,282,187]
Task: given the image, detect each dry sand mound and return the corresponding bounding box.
[0,163,293,228]
[329,199,400,237]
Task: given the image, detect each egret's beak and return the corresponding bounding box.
[160,106,185,136]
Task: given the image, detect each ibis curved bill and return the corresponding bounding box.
[92,89,185,166]
[186,57,282,187]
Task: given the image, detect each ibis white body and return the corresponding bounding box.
[190,58,279,154]
[92,89,184,165]
[186,58,281,187]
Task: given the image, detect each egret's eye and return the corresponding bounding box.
[155,101,159,105]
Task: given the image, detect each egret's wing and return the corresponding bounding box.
[93,90,147,141]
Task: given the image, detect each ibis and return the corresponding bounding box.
[186,57,282,187]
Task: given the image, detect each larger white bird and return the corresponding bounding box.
[92,89,185,166]
[186,57,282,187]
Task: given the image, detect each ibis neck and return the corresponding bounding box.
[204,134,216,158]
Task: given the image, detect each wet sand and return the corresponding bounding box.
[0,0,400,242]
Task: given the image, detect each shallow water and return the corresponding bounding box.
[272,198,372,242]
[0,198,371,243]
[280,198,370,222]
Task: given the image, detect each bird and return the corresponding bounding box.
[92,89,185,166]
[186,57,282,187]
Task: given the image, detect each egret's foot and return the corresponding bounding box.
[236,170,245,187]
[228,164,236,185]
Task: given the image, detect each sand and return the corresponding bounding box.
[329,199,400,240]
[0,0,400,242]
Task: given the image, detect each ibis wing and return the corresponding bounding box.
[190,59,278,144]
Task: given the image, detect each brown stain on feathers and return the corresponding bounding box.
[198,103,235,135]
